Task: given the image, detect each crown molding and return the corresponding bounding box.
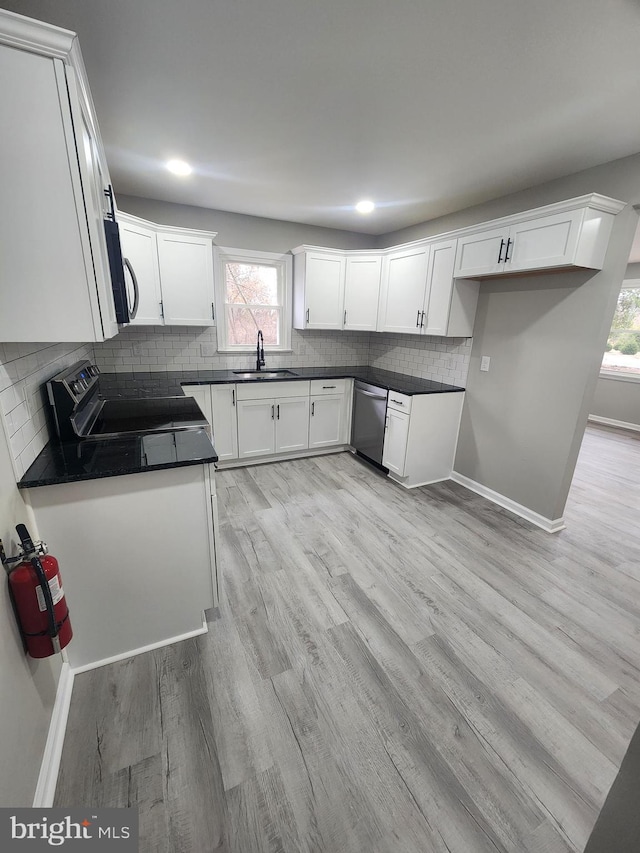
[0,8,75,60]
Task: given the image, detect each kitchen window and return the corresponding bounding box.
[214,247,292,352]
[601,281,640,380]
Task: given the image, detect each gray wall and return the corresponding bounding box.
[379,152,640,522]
[591,377,640,427]
[0,421,62,806]
[116,194,376,253]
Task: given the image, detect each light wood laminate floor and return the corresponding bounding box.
[55,424,640,852]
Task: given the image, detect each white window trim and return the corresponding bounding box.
[599,279,640,382]
[214,247,292,353]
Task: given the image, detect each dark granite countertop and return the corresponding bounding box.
[98,366,465,398]
[18,428,217,489]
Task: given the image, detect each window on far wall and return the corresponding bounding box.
[214,247,292,352]
[601,281,640,379]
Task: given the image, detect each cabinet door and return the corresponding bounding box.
[237,399,275,458]
[276,397,310,453]
[304,252,345,329]
[344,255,382,331]
[157,233,215,325]
[377,246,429,334]
[182,384,213,427]
[506,210,583,272]
[211,385,239,461]
[72,83,119,340]
[422,239,457,336]
[309,395,344,448]
[454,226,507,278]
[119,219,163,325]
[382,409,410,476]
[0,49,102,342]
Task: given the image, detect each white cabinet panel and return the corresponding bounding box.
[157,233,215,326]
[211,385,239,461]
[119,218,163,325]
[506,210,582,271]
[382,409,410,476]
[303,252,345,329]
[454,226,507,278]
[237,399,275,458]
[309,395,344,448]
[344,255,382,330]
[182,384,213,427]
[423,239,457,336]
[0,45,114,342]
[276,397,309,453]
[377,246,429,334]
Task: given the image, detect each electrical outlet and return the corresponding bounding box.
[201,343,216,357]
[480,356,491,372]
[132,344,145,356]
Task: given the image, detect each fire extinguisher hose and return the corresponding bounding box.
[29,555,62,654]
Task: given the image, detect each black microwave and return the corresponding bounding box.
[103,186,139,324]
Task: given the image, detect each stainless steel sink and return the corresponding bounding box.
[232,370,298,379]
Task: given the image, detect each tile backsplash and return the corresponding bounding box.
[92,325,372,372]
[0,342,93,478]
[369,333,472,386]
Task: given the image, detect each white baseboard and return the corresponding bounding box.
[33,662,75,808]
[389,473,449,489]
[70,618,209,675]
[588,415,640,433]
[450,471,566,534]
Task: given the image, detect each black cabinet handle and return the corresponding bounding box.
[311,401,315,416]
[211,302,215,320]
[497,239,506,263]
[277,404,280,419]
[416,309,421,327]
[271,405,275,419]
[306,308,310,323]
[420,311,425,328]
[232,389,235,406]
[504,238,512,262]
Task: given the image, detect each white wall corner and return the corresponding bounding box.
[450,471,566,534]
[32,662,75,808]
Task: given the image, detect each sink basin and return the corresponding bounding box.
[232,370,298,379]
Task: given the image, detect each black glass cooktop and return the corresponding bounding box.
[88,396,207,438]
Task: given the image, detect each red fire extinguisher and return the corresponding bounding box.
[1,524,72,658]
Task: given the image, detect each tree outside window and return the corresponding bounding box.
[602,283,640,377]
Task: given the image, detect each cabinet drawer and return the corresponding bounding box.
[387,391,413,414]
[310,378,349,396]
[236,380,310,401]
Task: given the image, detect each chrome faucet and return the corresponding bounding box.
[256,330,265,371]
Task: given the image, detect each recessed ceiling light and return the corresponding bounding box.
[166,159,192,176]
[355,200,375,214]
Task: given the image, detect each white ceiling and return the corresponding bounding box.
[5,0,640,235]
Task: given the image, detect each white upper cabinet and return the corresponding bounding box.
[157,233,215,326]
[117,213,217,327]
[377,246,430,335]
[454,195,625,279]
[453,226,507,279]
[344,256,382,330]
[0,12,117,342]
[118,217,163,325]
[293,250,346,329]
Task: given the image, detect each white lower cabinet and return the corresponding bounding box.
[275,397,310,453]
[382,392,465,488]
[382,409,410,475]
[183,383,239,461]
[210,385,239,461]
[309,395,344,448]
[237,399,276,458]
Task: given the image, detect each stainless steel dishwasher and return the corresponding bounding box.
[351,380,388,467]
